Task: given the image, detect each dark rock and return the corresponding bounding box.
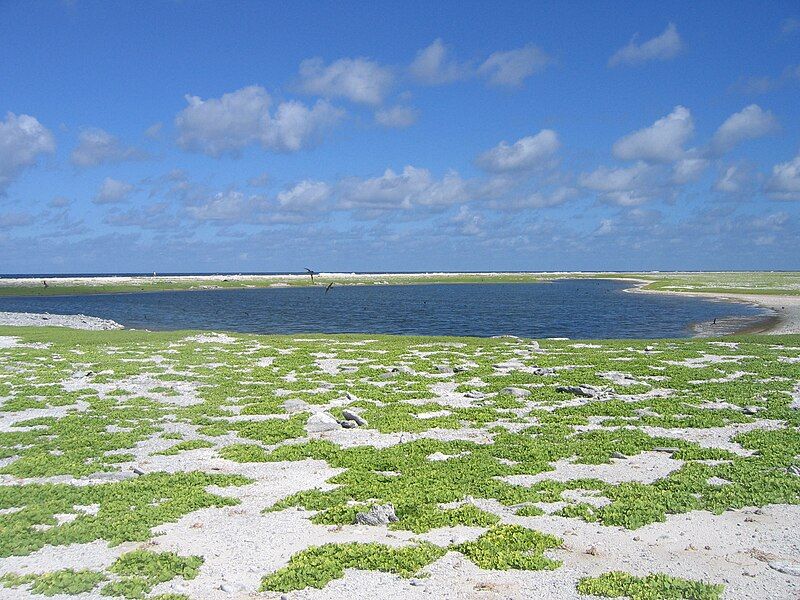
[354,503,398,526]
[342,409,367,426]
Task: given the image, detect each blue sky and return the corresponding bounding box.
[1,0,799,273]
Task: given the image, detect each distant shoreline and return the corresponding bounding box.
[619,279,800,336]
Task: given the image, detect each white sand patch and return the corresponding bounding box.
[640,420,785,456]
[185,333,239,344]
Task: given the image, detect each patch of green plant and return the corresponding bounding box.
[155,439,214,455]
[455,525,562,570]
[260,542,445,592]
[576,571,724,599]
[0,472,250,557]
[0,569,106,596]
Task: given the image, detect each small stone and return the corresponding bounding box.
[556,385,602,398]
[339,420,357,429]
[354,503,398,526]
[501,386,531,397]
[342,409,368,426]
[306,412,341,433]
[769,561,800,577]
[435,364,454,374]
[283,399,309,413]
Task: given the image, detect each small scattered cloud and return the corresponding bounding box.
[144,122,163,139]
[175,86,343,157]
[49,196,72,208]
[297,57,393,105]
[580,162,660,206]
[247,172,270,187]
[714,164,751,194]
[781,17,800,35]
[734,65,800,95]
[504,186,579,210]
[276,180,332,211]
[186,190,258,222]
[612,106,693,163]
[0,212,34,229]
[672,157,709,184]
[339,166,469,212]
[476,130,560,173]
[0,112,56,194]
[710,104,778,154]
[70,128,145,168]
[409,39,470,85]
[766,154,800,200]
[477,45,550,87]
[609,23,683,67]
[375,105,418,128]
[451,205,483,236]
[93,177,134,204]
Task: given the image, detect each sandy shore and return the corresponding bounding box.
[0,311,122,330]
[623,281,800,336]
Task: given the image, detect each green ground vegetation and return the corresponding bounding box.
[0,326,797,593]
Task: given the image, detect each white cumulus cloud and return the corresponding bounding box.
[277,180,332,211]
[672,157,709,184]
[612,106,693,163]
[478,45,550,87]
[609,23,683,67]
[409,39,470,85]
[94,177,134,204]
[375,105,418,128]
[297,57,393,105]
[580,162,659,206]
[710,104,778,154]
[714,165,749,193]
[476,130,560,172]
[175,86,343,157]
[766,154,800,200]
[186,190,256,221]
[339,166,469,211]
[70,128,145,168]
[0,112,55,193]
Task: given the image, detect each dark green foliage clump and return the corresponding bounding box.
[0,569,106,596]
[455,525,562,570]
[260,542,446,592]
[576,571,724,599]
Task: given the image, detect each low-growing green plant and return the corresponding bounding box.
[576,571,724,599]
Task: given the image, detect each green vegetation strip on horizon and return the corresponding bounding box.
[1,270,799,297]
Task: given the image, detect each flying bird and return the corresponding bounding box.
[325,282,334,293]
[304,267,318,283]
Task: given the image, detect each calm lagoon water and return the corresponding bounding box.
[0,279,768,339]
